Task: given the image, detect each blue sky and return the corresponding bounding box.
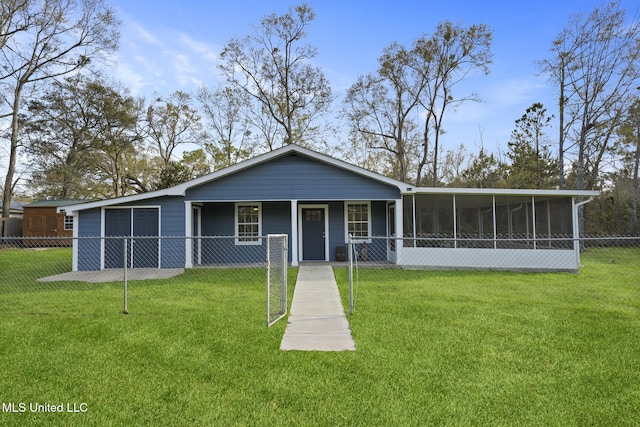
[107,0,639,157]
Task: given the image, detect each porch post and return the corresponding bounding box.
[184,201,193,268]
[291,200,298,266]
[72,212,79,272]
[395,198,403,265]
[572,196,581,268]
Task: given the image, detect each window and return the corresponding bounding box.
[345,202,371,242]
[64,215,74,231]
[235,203,261,244]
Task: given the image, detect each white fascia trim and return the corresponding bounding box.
[60,189,181,215]
[409,187,600,197]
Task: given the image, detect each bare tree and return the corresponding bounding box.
[197,84,253,170]
[343,42,426,183]
[0,0,29,51]
[540,1,640,191]
[142,91,201,170]
[440,144,469,186]
[617,98,640,234]
[414,21,492,186]
[344,23,491,185]
[218,3,333,150]
[0,0,119,219]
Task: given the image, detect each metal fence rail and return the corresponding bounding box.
[0,235,280,320]
[1,235,638,318]
[346,235,640,314]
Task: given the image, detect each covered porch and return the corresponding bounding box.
[183,198,403,267]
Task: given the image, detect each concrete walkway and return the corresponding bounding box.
[280,265,356,352]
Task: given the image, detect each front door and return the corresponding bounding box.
[302,207,326,260]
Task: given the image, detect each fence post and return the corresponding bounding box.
[282,235,288,314]
[348,234,353,315]
[123,237,128,314]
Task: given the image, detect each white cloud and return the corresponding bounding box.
[177,33,218,63]
[111,15,225,97]
[128,20,161,46]
[485,77,548,107]
[111,59,149,97]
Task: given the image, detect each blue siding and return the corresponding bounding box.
[76,153,400,270]
[202,203,234,235]
[186,154,400,201]
[102,197,185,268]
[369,201,389,261]
[157,197,185,268]
[78,209,101,271]
[328,202,345,262]
[159,197,186,236]
[327,201,387,262]
[198,202,292,264]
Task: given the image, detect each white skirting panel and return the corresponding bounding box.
[399,248,578,272]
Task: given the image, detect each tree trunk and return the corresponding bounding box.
[632,123,640,235]
[558,61,565,190]
[2,85,23,221]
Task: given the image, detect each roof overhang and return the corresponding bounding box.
[57,144,600,215]
[407,187,600,198]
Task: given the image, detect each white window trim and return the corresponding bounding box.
[64,215,74,230]
[235,202,262,245]
[344,201,372,243]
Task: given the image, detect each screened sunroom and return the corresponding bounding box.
[396,189,597,271]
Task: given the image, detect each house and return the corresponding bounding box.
[23,199,89,239]
[60,145,599,272]
[0,200,25,217]
[0,200,25,238]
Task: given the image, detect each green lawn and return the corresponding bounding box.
[0,247,639,425]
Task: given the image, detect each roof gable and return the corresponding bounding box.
[176,144,410,193]
[61,145,409,213]
[186,152,401,201]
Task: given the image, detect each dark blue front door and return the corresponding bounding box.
[302,208,325,260]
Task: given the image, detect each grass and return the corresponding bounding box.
[0,247,639,425]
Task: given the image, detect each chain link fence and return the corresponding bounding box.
[2,234,638,317]
[0,236,277,317]
[346,235,640,313]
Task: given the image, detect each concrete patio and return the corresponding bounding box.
[38,268,185,283]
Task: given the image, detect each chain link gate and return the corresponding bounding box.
[266,234,288,327]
